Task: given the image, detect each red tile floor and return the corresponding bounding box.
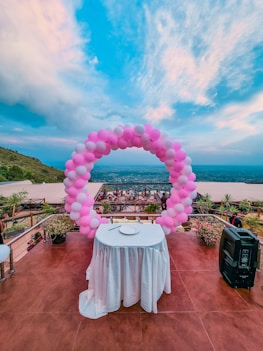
[1,230,263,351]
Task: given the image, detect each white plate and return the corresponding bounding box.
[119,225,139,235]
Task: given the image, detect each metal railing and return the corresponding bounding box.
[1,213,262,283]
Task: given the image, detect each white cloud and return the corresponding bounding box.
[145,104,174,122]
[0,0,112,132]
[136,0,263,121]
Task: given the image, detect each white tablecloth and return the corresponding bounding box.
[79,223,171,319]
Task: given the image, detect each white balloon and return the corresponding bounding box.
[166,149,175,159]
[135,124,145,135]
[0,245,10,263]
[113,126,123,137]
[76,165,86,176]
[90,209,97,217]
[86,163,94,171]
[178,175,188,185]
[185,156,192,165]
[85,141,96,151]
[63,178,72,187]
[189,190,197,200]
[181,197,192,206]
[71,202,82,212]
[162,226,171,235]
[76,193,87,203]
[91,218,99,229]
[163,139,173,148]
[182,165,192,175]
[70,212,80,220]
[75,143,86,153]
[96,141,106,152]
[174,204,184,212]
[67,171,77,180]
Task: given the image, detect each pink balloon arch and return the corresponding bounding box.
[64,124,197,238]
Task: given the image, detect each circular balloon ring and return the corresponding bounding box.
[64,124,196,238]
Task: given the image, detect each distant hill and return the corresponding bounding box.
[0,147,65,183]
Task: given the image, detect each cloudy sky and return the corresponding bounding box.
[0,0,263,168]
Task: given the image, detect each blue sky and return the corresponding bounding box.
[0,0,263,168]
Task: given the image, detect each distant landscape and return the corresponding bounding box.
[0,147,64,183]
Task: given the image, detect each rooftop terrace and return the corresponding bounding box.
[1,228,263,351]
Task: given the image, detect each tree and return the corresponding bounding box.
[239,199,252,214]
[223,194,232,211]
[243,216,261,236]
[4,191,28,218]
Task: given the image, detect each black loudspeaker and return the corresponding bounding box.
[219,228,259,288]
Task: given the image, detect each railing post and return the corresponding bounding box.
[43,229,47,242]
[256,246,261,272]
[0,262,7,283]
[8,247,15,275]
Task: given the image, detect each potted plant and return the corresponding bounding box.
[145,203,159,214]
[194,217,225,246]
[42,215,74,244]
[101,202,111,214]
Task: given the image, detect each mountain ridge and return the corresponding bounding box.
[0,146,64,183]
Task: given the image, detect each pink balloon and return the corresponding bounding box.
[98,129,110,141]
[67,186,78,197]
[185,206,193,214]
[118,137,128,149]
[188,173,196,181]
[73,153,85,165]
[80,225,91,236]
[80,206,90,216]
[100,217,109,224]
[65,195,75,205]
[163,216,173,227]
[94,151,103,159]
[123,128,133,141]
[84,152,95,162]
[178,189,188,198]
[175,150,187,161]
[79,215,91,226]
[74,178,86,189]
[88,132,98,142]
[149,128,160,141]
[184,181,196,192]
[173,162,184,172]
[65,160,75,171]
[87,229,96,238]
[176,212,188,224]
[64,203,71,212]
[131,135,142,147]
[172,141,181,151]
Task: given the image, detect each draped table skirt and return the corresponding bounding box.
[79,224,171,319]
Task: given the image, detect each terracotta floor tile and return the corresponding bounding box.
[141,312,214,351]
[0,230,263,351]
[181,270,252,312]
[201,310,263,351]
[1,312,82,351]
[75,313,143,351]
[157,271,195,312]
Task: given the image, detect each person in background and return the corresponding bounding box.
[161,192,167,210]
[229,212,242,228]
[0,216,6,244]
